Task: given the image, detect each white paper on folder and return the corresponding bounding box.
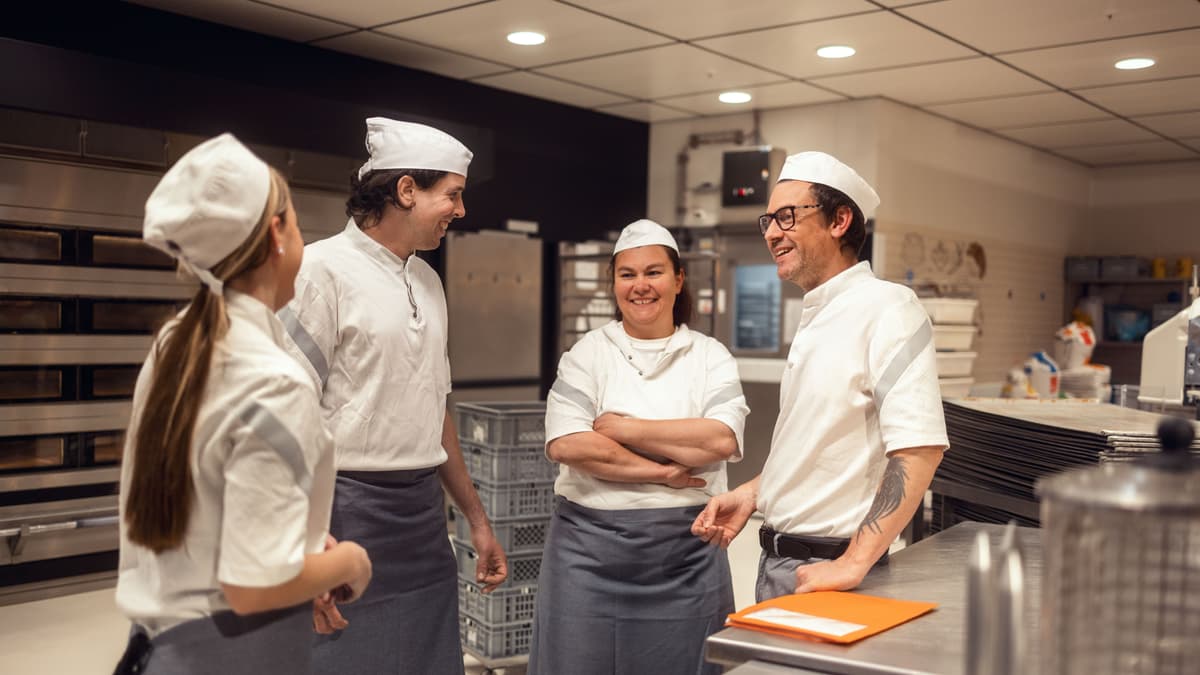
[743,607,867,637]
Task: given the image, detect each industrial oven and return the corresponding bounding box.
[0,114,350,603]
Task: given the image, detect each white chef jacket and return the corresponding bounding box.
[116,290,335,636]
[546,321,749,510]
[757,261,949,539]
[280,220,452,471]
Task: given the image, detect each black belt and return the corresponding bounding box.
[759,525,889,566]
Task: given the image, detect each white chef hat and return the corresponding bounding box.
[613,219,679,256]
[143,133,270,295]
[357,117,473,179]
[777,151,880,216]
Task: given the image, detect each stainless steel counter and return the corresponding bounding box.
[705,522,1041,675]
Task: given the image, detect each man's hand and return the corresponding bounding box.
[312,592,349,634]
[793,557,872,594]
[470,523,508,593]
[691,489,755,548]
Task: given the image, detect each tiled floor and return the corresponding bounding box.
[0,515,769,674]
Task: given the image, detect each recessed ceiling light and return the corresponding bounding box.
[817,45,856,59]
[507,31,546,46]
[718,91,752,104]
[1114,57,1154,70]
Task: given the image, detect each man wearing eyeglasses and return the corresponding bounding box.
[692,151,948,600]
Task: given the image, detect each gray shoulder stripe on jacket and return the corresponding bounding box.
[875,320,933,405]
[704,382,744,413]
[238,402,312,492]
[550,378,596,418]
[278,306,329,386]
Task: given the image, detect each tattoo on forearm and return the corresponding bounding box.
[857,456,909,537]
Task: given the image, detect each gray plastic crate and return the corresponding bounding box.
[450,507,549,554]
[459,578,538,624]
[454,539,542,587]
[460,615,533,660]
[457,401,546,449]
[473,480,556,519]
[461,440,558,484]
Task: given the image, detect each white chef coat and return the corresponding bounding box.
[116,290,335,637]
[280,220,452,471]
[546,321,749,510]
[757,261,949,539]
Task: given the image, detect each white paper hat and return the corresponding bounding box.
[357,117,473,179]
[143,133,270,294]
[777,151,880,216]
[613,219,679,255]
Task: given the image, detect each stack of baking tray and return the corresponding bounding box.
[936,399,1200,525]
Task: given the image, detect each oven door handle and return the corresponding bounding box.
[3,513,118,556]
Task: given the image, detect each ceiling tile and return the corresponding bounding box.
[1133,110,1200,138]
[1078,76,1200,117]
[658,81,844,116]
[997,118,1159,148]
[594,102,695,123]
[1184,137,1200,151]
[563,0,875,40]
[812,57,1051,105]
[535,43,781,99]
[470,71,631,108]
[927,92,1110,129]
[376,0,670,69]
[1056,139,1199,165]
[128,0,349,41]
[696,10,973,80]
[898,0,1200,53]
[264,0,480,28]
[1000,28,1200,90]
[313,31,510,79]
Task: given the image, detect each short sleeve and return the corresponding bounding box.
[869,298,950,455]
[701,339,750,461]
[217,376,322,587]
[279,262,337,394]
[544,335,601,446]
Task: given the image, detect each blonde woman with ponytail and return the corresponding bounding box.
[113,134,371,675]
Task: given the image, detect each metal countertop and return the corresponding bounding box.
[705,522,1041,675]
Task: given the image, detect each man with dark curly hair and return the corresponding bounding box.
[281,117,507,674]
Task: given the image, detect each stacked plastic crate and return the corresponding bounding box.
[452,401,556,667]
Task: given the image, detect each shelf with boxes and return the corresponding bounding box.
[453,401,555,667]
[920,298,979,398]
[1063,255,1192,384]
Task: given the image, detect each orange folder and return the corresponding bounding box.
[727,591,937,644]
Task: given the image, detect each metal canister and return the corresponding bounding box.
[1036,418,1200,675]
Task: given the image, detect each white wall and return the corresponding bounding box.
[646,98,881,228]
[646,97,1094,383]
[1084,161,1200,262]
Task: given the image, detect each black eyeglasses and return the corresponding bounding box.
[757,204,821,234]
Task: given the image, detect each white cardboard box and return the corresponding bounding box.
[936,351,977,377]
[933,325,976,351]
[920,298,978,324]
[939,377,974,398]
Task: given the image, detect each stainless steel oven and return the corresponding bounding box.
[0,155,193,601]
[0,118,351,603]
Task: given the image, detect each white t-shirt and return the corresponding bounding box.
[757,262,949,539]
[546,321,750,510]
[116,290,335,636]
[281,220,452,471]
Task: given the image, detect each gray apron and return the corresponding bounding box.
[113,604,311,675]
[311,469,463,675]
[528,497,734,675]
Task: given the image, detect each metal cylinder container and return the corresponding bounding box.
[1036,418,1200,675]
